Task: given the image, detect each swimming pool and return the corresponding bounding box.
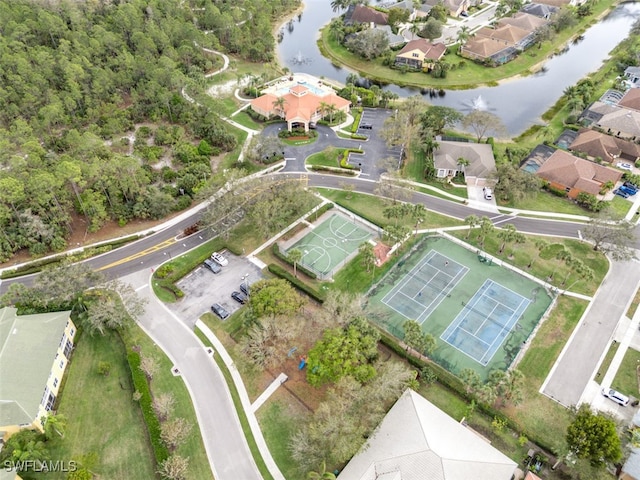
[277,80,327,97]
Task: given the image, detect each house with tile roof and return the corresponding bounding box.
[569,128,640,164]
[521,2,557,19]
[344,4,389,26]
[433,141,496,179]
[422,0,471,17]
[581,101,640,140]
[395,39,446,70]
[618,88,640,112]
[337,389,517,480]
[0,307,76,440]
[461,12,548,63]
[535,149,622,198]
[251,76,351,132]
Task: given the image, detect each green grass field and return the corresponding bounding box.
[612,348,640,397]
[44,331,157,480]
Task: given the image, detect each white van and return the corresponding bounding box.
[602,388,630,406]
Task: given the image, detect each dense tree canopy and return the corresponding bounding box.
[0,0,299,262]
[566,405,622,466]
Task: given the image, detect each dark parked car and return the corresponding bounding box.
[240,283,250,296]
[614,188,630,199]
[211,303,230,320]
[620,184,638,196]
[359,122,373,130]
[231,291,248,304]
[203,259,221,274]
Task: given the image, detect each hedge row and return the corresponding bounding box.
[378,331,556,454]
[305,202,334,222]
[267,263,326,303]
[271,244,318,279]
[309,165,357,176]
[340,149,363,170]
[126,351,170,464]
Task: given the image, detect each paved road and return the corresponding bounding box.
[122,270,263,480]
[542,258,640,407]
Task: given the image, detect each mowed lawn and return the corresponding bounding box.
[45,331,156,480]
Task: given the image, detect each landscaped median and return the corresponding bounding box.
[305,146,364,175]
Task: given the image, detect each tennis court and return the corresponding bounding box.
[382,251,468,324]
[441,280,530,366]
[286,213,373,277]
[366,236,553,380]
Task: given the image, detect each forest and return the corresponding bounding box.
[0,0,299,262]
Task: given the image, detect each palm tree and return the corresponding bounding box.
[288,248,303,278]
[497,223,517,254]
[326,103,338,124]
[42,412,67,440]
[464,214,479,239]
[410,203,427,234]
[318,101,330,121]
[456,157,470,177]
[272,97,287,119]
[409,22,422,40]
[308,460,337,479]
[477,216,494,245]
[456,26,472,48]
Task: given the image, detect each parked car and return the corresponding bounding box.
[619,185,637,196]
[614,188,630,199]
[460,10,469,16]
[359,122,373,130]
[617,162,633,171]
[211,303,230,320]
[483,187,493,200]
[231,291,248,304]
[602,388,630,406]
[240,282,250,296]
[211,251,228,266]
[203,259,221,274]
[624,181,639,190]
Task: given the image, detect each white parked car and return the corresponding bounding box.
[483,187,493,200]
[210,251,228,266]
[602,388,630,406]
[617,162,633,171]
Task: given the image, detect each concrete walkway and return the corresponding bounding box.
[122,269,285,480]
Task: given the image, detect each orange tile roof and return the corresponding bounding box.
[619,88,640,112]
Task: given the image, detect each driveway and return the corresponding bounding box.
[169,251,264,327]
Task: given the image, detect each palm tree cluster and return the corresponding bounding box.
[563,79,594,120]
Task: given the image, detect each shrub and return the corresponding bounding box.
[305,203,334,222]
[125,350,169,464]
[267,264,325,303]
[309,165,358,176]
[271,244,318,279]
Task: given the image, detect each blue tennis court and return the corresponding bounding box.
[440,280,530,366]
[381,250,468,324]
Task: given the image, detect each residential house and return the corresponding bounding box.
[343,4,389,26]
[337,389,517,480]
[373,24,406,47]
[521,144,556,173]
[0,307,76,440]
[251,77,351,132]
[581,101,640,140]
[460,13,547,63]
[521,2,557,19]
[422,0,470,17]
[433,141,496,179]
[625,66,640,88]
[618,87,640,112]
[569,128,640,164]
[535,149,622,198]
[395,38,446,70]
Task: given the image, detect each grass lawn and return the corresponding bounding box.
[628,288,640,319]
[499,190,590,216]
[121,325,211,480]
[306,148,344,168]
[594,341,618,382]
[405,148,469,199]
[450,230,608,297]
[510,296,587,444]
[612,348,640,398]
[315,188,464,229]
[609,195,634,218]
[44,330,157,480]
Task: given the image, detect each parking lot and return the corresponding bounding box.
[167,250,264,327]
[355,108,404,178]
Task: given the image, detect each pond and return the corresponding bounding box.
[277,1,640,134]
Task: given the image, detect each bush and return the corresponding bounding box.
[305,203,334,222]
[267,264,325,303]
[125,350,169,464]
[271,244,317,279]
[543,184,568,197]
[309,165,358,176]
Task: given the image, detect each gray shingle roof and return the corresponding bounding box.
[337,389,517,480]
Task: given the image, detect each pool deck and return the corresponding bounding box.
[261,73,338,97]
